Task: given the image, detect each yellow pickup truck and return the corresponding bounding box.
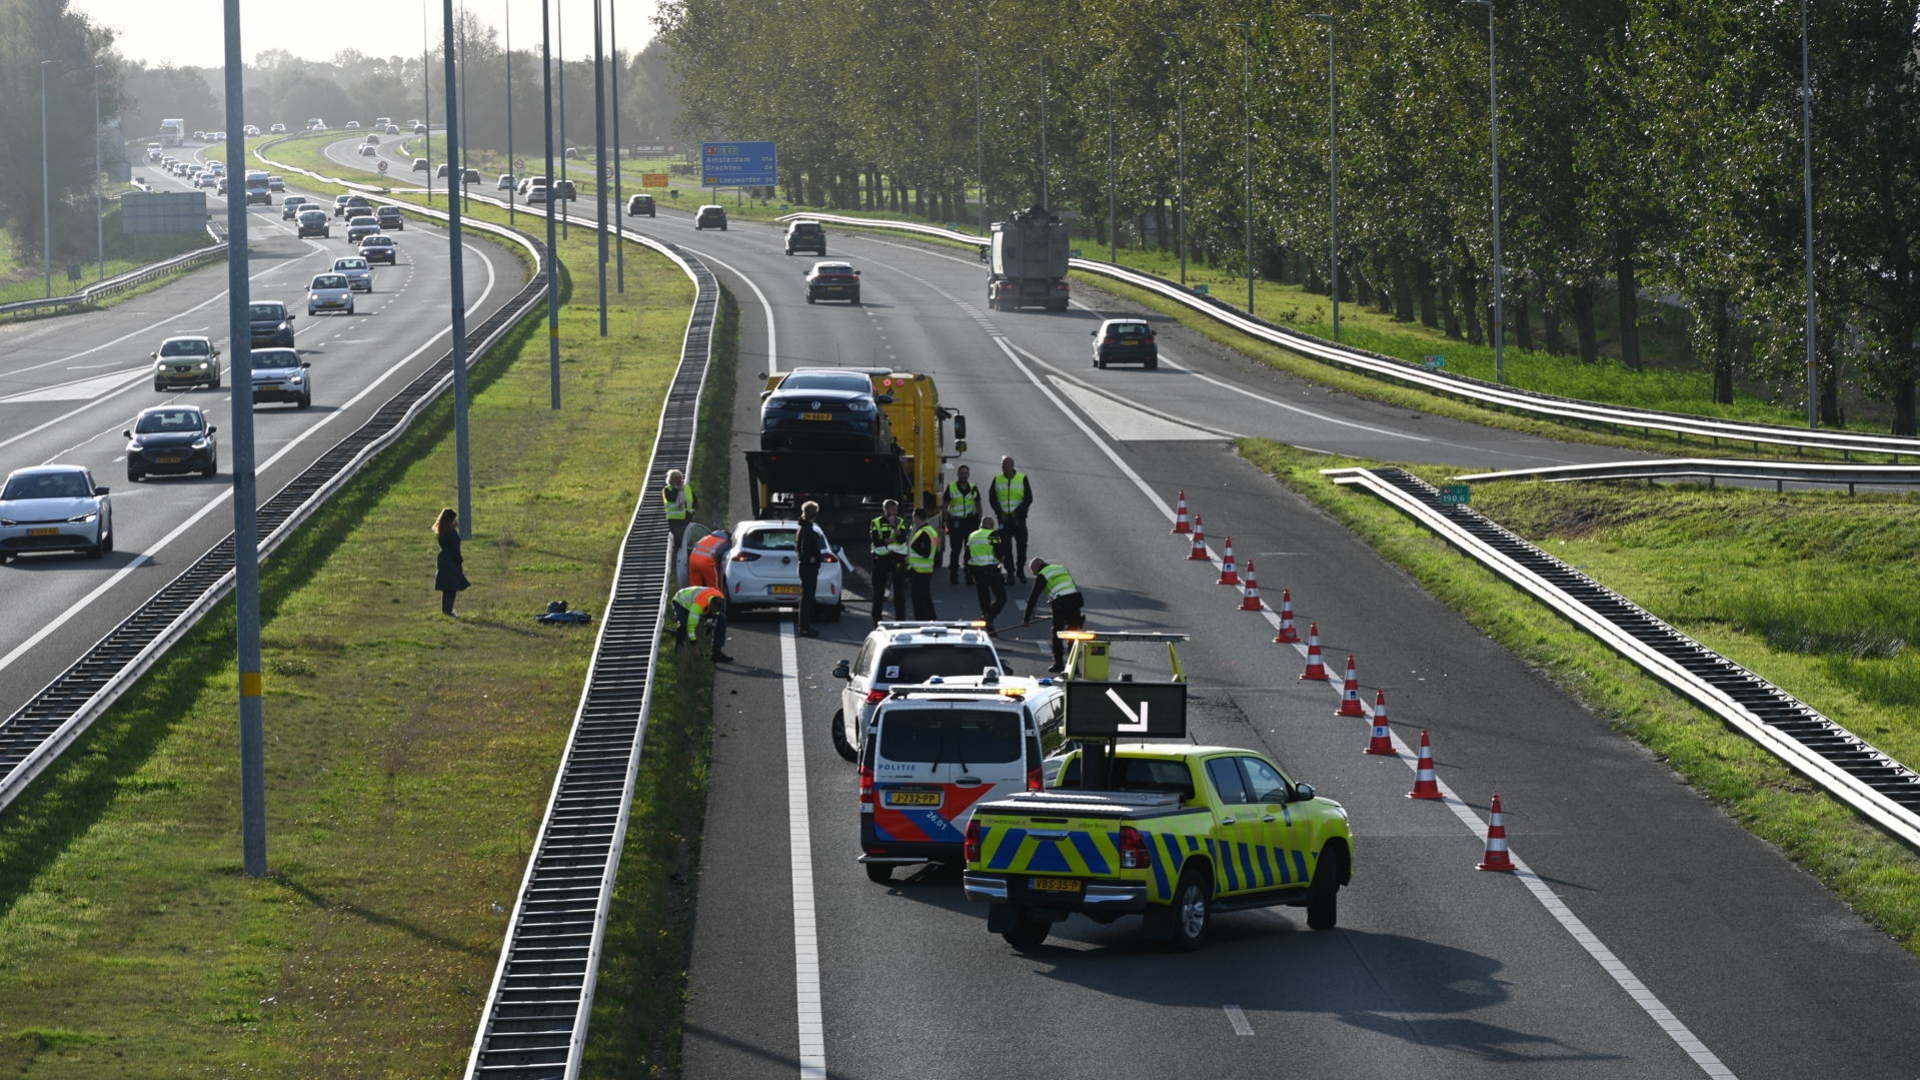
[962,743,1353,950]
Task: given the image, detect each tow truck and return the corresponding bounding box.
[744,368,965,520]
[962,631,1355,950]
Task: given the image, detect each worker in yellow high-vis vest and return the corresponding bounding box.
[943,464,982,586]
[991,456,1033,582]
[663,469,696,554]
[968,514,1007,628]
[906,507,941,620]
[1023,557,1084,673]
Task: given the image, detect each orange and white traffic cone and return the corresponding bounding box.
[1273,588,1300,643]
[1187,515,1210,561]
[1334,655,1365,716]
[1171,490,1192,534]
[1476,794,1517,872]
[1239,560,1264,611]
[1407,729,1443,799]
[1299,623,1329,680]
[1364,690,1395,755]
[1217,537,1242,586]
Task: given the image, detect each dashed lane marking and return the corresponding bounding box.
[1224,1005,1254,1036]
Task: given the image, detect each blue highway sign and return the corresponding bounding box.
[701,141,778,187]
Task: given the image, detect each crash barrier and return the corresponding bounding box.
[777,212,1920,462]
[1326,465,1920,852]
[1457,457,1920,495]
[0,222,226,321]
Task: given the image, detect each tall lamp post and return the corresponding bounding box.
[441,0,474,538]
[94,63,105,282]
[1307,14,1340,341]
[1466,0,1506,383]
[1107,63,1116,262]
[611,0,624,292]
[1226,21,1255,315]
[593,0,609,337]
[1798,0,1818,428]
[459,2,470,212]
[1174,55,1187,286]
[541,0,561,409]
[558,7,568,239]
[42,60,56,299]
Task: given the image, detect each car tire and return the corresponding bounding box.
[830,709,857,763]
[154,381,166,392]
[1093,355,1105,369]
[851,296,861,306]
[721,224,728,231]
[1145,357,1159,370]
[127,470,142,483]
[1148,866,1211,952]
[101,529,113,556]
[865,862,893,885]
[210,371,221,389]
[298,393,312,409]
[203,456,218,478]
[1306,845,1341,931]
[999,906,1050,950]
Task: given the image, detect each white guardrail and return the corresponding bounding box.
[0,222,228,320]
[778,212,1920,462]
[1460,458,1920,493]
[1326,466,1920,851]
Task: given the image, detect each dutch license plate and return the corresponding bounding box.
[258,383,281,392]
[800,412,833,421]
[157,456,183,464]
[28,527,58,537]
[1030,877,1082,894]
[886,791,941,807]
[1120,338,1139,345]
[770,583,802,596]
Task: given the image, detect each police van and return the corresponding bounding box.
[856,673,1064,884]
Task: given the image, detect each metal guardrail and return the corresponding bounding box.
[1458,458,1920,494]
[779,212,1920,462]
[0,199,550,813]
[1327,465,1920,851]
[0,222,227,321]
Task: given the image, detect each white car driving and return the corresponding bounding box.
[307,272,355,315]
[0,465,113,563]
[332,256,375,293]
[249,347,313,409]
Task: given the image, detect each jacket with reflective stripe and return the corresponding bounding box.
[966,527,1001,567]
[907,524,940,573]
[663,482,695,521]
[1038,563,1078,599]
[945,481,980,518]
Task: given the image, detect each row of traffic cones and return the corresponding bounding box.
[1172,488,1514,872]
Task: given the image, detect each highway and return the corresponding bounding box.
[203,138,1920,1075]
[0,144,528,723]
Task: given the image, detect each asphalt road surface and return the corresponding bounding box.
[0,145,527,722]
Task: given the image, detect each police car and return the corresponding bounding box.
[829,621,1006,763]
[857,672,1064,883]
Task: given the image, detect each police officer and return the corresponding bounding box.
[991,456,1034,582]
[968,514,1007,628]
[795,501,826,638]
[868,498,910,624]
[1023,556,1084,673]
[906,507,941,620]
[671,584,732,663]
[662,469,696,555]
[942,464,982,585]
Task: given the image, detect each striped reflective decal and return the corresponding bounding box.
[987,828,1028,871]
[1070,831,1111,875]
[1293,849,1310,882]
[1275,846,1291,885]
[1138,832,1172,900]
[1237,842,1257,889]
[1027,838,1071,873]
[1256,845,1275,888]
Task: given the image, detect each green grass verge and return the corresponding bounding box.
[1239,439,1920,959]
[0,204,214,310]
[0,205,703,1076]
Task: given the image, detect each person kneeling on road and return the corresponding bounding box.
[969,514,1007,629]
[1023,556,1084,674]
[671,584,733,663]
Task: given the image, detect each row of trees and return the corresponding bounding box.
[658,0,1920,432]
[0,0,121,267]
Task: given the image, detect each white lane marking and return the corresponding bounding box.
[1224,1005,1254,1036]
[778,620,828,1080]
[0,241,501,680]
[1044,375,1230,442]
[1151,354,1431,443]
[1,368,153,404]
[990,332,1737,1080]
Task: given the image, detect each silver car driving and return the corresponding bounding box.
[307,272,356,315]
[0,465,114,563]
[332,256,375,292]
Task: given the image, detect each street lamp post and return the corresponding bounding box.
[1227,22,1254,315]
[611,0,624,292]
[42,60,55,299]
[1107,64,1116,262]
[1175,56,1187,286]
[95,63,104,282]
[1308,14,1340,341]
[593,0,608,337]
[541,0,560,409]
[441,0,474,537]
[1467,0,1506,383]
[459,2,470,212]
[1799,0,1818,428]
[558,7,568,239]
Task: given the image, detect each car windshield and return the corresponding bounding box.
[249,304,285,321]
[742,527,800,552]
[877,709,1022,766]
[2,472,91,501]
[312,276,347,289]
[379,208,400,216]
[364,238,391,247]
[159,339,209,357]
[252,350,299,369]
[134,409,206,435]
[336,259,369,270]
[781,372,871,393]
[301,211,324,220]
[874,645,1001,684]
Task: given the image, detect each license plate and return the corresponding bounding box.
[157,456,183,464]
[1030,877,1083,894]
[800,412,833,421]
[28,527,58,537]
[257,383,281,392]
[885,791,941,807]
[770,583,802,596]
[1120,338,1139,345]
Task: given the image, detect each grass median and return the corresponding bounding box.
[0,201,704,1076]
[1240,439,1920,959]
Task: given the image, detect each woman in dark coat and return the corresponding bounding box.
[433,507,469,616]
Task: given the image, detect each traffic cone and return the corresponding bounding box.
[1217,537,1242,586]
[1407,729,1443,799]
[1187,515,1210,561]
[1334,656,1365,716]
[1299,623,1329,680]
[1273,588,1300,643]
[1238,560,1264,611]
[1476,794,1517,871]
[1171,491,1192,534]
[1364,690,1395,755]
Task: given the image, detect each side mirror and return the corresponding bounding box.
[207,426,218,434]
[875,393,894,405]
[300,362,311,369]
[1292,782,1316,802]
[122,430,132,439]
[1090,329,1098,336]
[952,415,967,441]
[831,659,851,681]
[94,486,110,495]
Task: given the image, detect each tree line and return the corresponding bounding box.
[658,0,1920,433]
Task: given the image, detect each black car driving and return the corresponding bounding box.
[785,220,826,255]
[1089,318,1158,369]
[803,261,861,305]
[248,301,296,348]
[124,405,218,482]
[758,368,894,453]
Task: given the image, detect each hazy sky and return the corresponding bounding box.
[71,0,659,70]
